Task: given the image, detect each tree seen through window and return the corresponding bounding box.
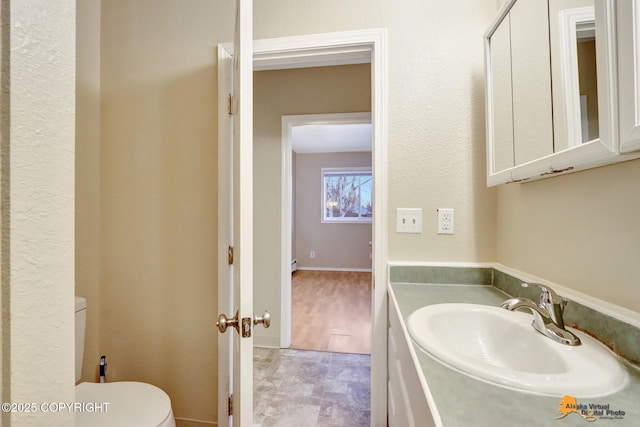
[323,169,372,222]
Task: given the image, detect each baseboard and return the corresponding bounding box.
[174,416,216,427]
[296,266,373,273]
[253,335,280,348]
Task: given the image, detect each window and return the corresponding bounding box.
[322,168,373,223]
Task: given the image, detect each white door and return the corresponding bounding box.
[217,1,267,426]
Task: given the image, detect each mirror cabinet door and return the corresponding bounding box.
[549,0,598,152]
[509,0,554,166]
[489,14,514,173]
[617,0,640,153]
[485,0,631,186]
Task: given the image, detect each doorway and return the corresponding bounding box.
[253,67,373,425]
[218,29,388,426]
[284,112,373,355]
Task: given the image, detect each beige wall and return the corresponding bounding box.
[496,159,640,313]
[100,1,233,424]
[5,1,76,425]
[76,0,102,383]
[74,1,640,425]
[495,0,640,315]
[94,0,496,424]
[295,152,373,270]
[253,65,371,346]
[377,1,497,263]
[253,0,498,265]
[0,0,6,408]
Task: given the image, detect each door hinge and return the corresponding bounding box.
[228,246,234,265]
[228,93,233,115]
[228,394,233,415]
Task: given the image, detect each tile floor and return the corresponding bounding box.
[254,347,371,427]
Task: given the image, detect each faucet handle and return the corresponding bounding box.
[521,282,561,304]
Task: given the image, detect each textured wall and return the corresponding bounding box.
[100,0,233,424]
[76,0,102,383]
[497,159,640,312]
[84,1,640,425]
[7,0,76,424]
[99,0,497,424]
[253,1,498,264]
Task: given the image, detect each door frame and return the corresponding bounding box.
[219,28,388,426]
[280,111,373,350]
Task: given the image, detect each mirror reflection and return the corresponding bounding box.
[576,23,598,143]
[549,1,597,152]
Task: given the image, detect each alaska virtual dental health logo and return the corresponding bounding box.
[556,395,626,422]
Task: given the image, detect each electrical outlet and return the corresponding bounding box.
[396,208,423,233]
[438,208,454,234]
[310,251,316,259]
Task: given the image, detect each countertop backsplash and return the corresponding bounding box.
[390,264,640,367]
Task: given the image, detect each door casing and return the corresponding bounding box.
[279,111,373,350]
[218,28,388,426]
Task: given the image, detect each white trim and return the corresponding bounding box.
[174,416,216,426]
[388,287,444,427]
[617,0,640,152]
[216,44,233,427]
[282,112,373,349]
[281,117,293,350]
[296,266,373,273]
[252,336,281,349]
[246,29,388,427]
[560,6,595,148]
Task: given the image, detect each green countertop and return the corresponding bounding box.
[390,282,640,427]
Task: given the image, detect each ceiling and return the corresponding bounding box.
[291,123,372,153]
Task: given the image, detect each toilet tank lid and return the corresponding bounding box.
[75,297,87,312]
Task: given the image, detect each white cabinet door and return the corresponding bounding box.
[617,0,640,152]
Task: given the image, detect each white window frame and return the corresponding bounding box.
[321,167,373,223]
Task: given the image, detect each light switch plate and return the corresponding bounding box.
[396,208,423,233]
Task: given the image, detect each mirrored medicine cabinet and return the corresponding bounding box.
[484,0,640,186]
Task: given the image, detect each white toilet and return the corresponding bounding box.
[75,297,176,427]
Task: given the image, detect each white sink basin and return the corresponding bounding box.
[407,303,627,397]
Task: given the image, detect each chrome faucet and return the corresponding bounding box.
[500,283,581,346]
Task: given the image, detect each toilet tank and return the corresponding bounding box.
[75,297,87,383]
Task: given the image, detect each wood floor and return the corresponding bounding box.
[291,270,372,354]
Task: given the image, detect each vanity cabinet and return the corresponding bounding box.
[485,0,640,186]
[617,1,640,153]
[388,295,436,427]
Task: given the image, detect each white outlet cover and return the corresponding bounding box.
[438,208,454,234]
